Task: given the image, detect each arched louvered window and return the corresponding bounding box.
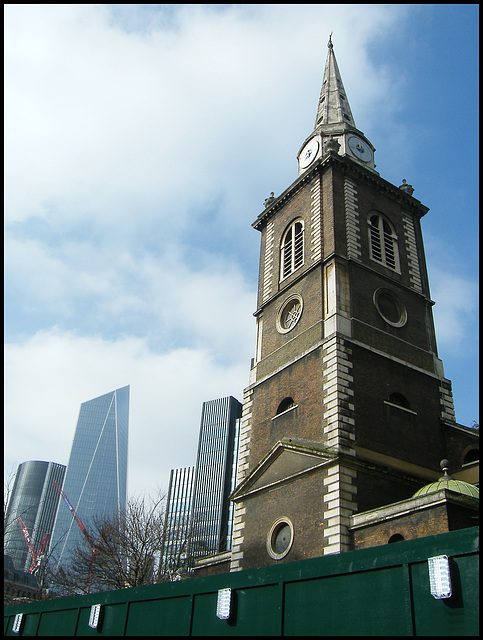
[281,220,304,280]
[368,214,399,272]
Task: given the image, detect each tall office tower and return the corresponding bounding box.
[50,386,129,570]
[161,397,242,575]
[190,396,242,560]
[160,466,195,576]
[4,461,66,573]
[228,38,478,572]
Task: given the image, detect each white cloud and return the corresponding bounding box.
[424,230,479,358]
[5,235,256,363]
[4,330,250,497]
[429,267,478,355]
[5,4,411,227]
[5,4,477,498]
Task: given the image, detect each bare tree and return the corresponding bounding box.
[47,492,188,596]
[4,464,19,533]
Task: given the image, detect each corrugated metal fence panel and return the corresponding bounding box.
[4,526,479,636]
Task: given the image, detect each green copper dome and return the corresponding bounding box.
[413,478,479,499]
[413,460,479,499]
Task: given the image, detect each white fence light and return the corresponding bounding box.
[428,555,452,599]
[216,588,232,620]
[88,604,103,629]
[12,613,24,634]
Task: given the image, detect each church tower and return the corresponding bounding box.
[229,38,475,572]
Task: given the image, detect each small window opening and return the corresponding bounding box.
[389,393,411,409]
[276,398,295,415]
[388,533,405,544]
[463,449,479,464]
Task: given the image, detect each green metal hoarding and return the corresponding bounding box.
[4,526,479,636]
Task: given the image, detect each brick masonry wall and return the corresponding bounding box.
[238,466,329,569]
[352,505,450,549]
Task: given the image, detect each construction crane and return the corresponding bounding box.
[17,516,50,574]
[53,481,96,547]
[53,481,103,593]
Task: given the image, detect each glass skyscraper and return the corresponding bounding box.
[50,386,129,570]
[4,461,66,573]
[160,466,195,577]
[189,396,242,560]
[161,397,241,575]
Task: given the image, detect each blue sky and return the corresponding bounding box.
[5,5,479,499]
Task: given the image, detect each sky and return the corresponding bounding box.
[5,5,479,501]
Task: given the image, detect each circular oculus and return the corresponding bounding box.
[267,518,294,560]
[277,295,303,333]
[373,288,407,327]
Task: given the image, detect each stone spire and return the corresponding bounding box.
[297,36,376,174]
[314,35,356,133]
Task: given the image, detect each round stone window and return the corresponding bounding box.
[267,518,294,560]
[373,288,407,327]
[276,295,303,333]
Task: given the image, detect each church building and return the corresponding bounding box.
[196,37,478,576]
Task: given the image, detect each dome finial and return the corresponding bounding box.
[413,458,479,499]
[439,459,451,480]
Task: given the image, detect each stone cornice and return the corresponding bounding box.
[253,153,429,232]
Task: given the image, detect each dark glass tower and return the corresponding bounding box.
[50,386,129,570]
[4,461,66,573]
[161,466,195,576]
[161,396,242,574]
[190,396,242,559]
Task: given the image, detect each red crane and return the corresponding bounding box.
[17,517,50,574]
[53,481,103,592]
[53,481,95,547]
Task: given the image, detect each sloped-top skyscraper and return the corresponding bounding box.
[50,386,129,570]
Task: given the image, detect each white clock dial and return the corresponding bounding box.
[348,136,372,162]
[299,138,319,169]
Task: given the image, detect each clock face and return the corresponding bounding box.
[299,138,319,169]
[348,136,372,162]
